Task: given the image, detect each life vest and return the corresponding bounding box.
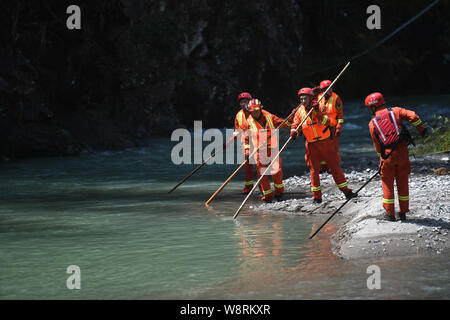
[248,111,278,149]
[235,109,249,129]
[319,92,343,127]
[371,106,406,159]
[299,107,330,143]
[248,111,281,171]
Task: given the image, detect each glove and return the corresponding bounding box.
[290,131,298,140]
[335,127,342,137]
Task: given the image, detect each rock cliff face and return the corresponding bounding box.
[0,0,448,159]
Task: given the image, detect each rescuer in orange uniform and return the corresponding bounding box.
[234,92,255,194]
[316,80,344,171]
[290,88,356,203]
[365,92,427,221]
[244,98,290,203]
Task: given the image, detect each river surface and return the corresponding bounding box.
[1,95,449,299]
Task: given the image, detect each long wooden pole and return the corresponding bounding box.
[204,105,299,206]
[168,132,241,193]
[233,62,351,220]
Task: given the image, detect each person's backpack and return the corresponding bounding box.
[371,106,411,159]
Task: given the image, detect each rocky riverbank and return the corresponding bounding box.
[250,154,450,259]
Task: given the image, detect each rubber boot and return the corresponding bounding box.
[398,212,407,221]
[377,213,396,222]
[345,190,357,200]
[275,194,283,202]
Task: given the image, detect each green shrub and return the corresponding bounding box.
[412,115,450,156]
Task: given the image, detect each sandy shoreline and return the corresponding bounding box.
[251,154,450,259]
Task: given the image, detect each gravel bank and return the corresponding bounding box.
[250,154,450,259]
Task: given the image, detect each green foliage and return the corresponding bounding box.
[412,115,450,156]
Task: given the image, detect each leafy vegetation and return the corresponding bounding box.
[412,115,450,156]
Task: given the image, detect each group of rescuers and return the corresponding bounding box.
[234,82,427,222]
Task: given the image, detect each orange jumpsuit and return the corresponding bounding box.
[235,109,255,193]
[244,110,289,202]
[291,105,352,200]
[369,107,425,216]
[318,92,344,169]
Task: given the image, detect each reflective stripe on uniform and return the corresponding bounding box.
[337,182,348,189]
[383,198,395,204]
[244,180,254,186]
[266,114,275,129]
[398,195,409,201]
[338,119,344,123]
[320,161,327,165]
[274,183,284,189]
[244,144,250,149]
[321,115,328,125]
[263,189,273,195]
[311,186,321,192]
[389,110,400,135]
[327,96,334,111]
[372,117,386,142]
[412,119,422,126]
[237,110,244,128]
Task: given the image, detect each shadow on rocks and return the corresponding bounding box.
[401,217,450,230]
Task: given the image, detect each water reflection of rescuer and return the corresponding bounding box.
[290,88,357,204]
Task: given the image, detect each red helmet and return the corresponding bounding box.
[319,80,332,89]
[247,99,262,112]
[298,87,314,97]
[237,92,252,101]
[365,92,385,108]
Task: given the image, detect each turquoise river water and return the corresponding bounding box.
[1,95,449,299]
